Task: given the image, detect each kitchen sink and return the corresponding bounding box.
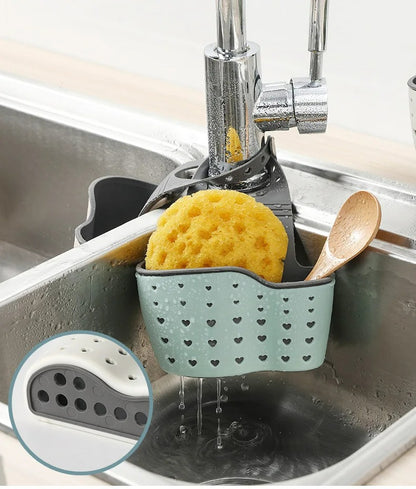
[0,77,198,282]
[0,75,415,484]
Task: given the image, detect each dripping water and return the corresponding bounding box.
[216,418,223,450]
[216,378,223,449]
[197,377,203,435]
[179,375,185,410]
[216,378,222,414]
[177,375,187,439]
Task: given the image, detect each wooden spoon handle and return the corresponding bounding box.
[304,241,345,281]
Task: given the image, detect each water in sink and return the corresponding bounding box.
[131,374,370,484]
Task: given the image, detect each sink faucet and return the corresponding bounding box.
[205,0,329,183]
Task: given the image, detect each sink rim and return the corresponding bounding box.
[0,72,207,167]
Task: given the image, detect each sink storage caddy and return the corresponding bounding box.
[136,138,335,377]
[75,176,156,245]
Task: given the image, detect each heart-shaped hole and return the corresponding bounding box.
[307,321,315,328]
[303,355,311,362]
[234,337,243,344]
[283,338,291,345]
[184,340,192,346]
[257,335,267,342]
[283,297,289,302]
[233,283,239,288]
[235,357,244,364]
[161,337,169,343]
[206,285,212,291]
[180,300,186,306]
[257,319,266,326]
[182,320,190,326]
[305,337,314,344]
[207,302,213,307]
[178,283,184,288]
[233,300,239,304]
[208,339,217,347]
[207,319,216,327]
[168,357,175,364]
[257,295,263,299]
[233,317,242,324]
[259,355,268,361]
[308,308,314,313]
[157,317,165,324]
[281,356,290,362]
[153,301,159,306]
[211,360,220,367]
[282,323,292,330]
[188,359,197,366]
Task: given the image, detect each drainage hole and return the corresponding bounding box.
[93,339,101,343]
[54,373,66,386]
[56,394,68,407]
[114,407,127,420]
[118,348,127,355]
[37,390,49,403]
[94,402,107,416]
[128,375,137,381]
[73,377,86,390]
[81,348,91,353]
[75,398,87,411]
[105,358,116,365]
[135,412,148,426]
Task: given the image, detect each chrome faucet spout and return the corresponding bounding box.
[216,0,247,57]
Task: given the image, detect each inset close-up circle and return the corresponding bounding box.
[9,331,153,474]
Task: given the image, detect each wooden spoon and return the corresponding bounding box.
[305,191,381,281]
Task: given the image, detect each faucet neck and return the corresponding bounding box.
[205,0,329,184]
[216,0,247,57]
[205,42,264,180]
[205,0,264,185]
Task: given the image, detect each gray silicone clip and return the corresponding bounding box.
[28,365,149,439]
[140,137,310,281]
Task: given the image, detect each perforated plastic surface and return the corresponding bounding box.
[28,365,149,439]
[136,266,335,377]
[23,333,149,398]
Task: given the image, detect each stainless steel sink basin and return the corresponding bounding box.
[0,75,415,485]
[0,78,196,282]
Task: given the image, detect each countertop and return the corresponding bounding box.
[0,39,415,486]
[0,39,414,187]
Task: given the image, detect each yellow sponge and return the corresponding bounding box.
[145,189,288,282]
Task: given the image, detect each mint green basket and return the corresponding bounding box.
[136,264,335,378]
